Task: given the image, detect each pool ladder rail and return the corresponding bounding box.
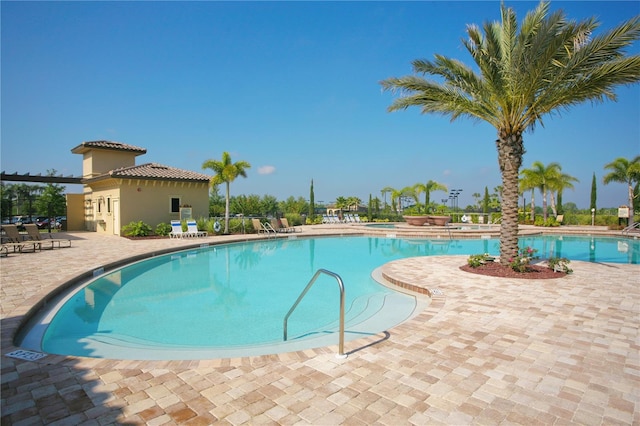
[283,269,347,359]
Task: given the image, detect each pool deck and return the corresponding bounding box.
[1,225,638,425]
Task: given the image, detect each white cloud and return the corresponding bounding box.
[258,165,276,175]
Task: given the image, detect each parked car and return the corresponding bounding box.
[36,217,60,229]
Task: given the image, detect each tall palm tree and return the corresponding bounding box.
[389,187,404,213]
[202,152,251,234]
[414,180,448,213]
[549,170,579,217]
[381,2,640,264]
[380,187,393,211]
[520,161,561,222]
[603,156,640,226]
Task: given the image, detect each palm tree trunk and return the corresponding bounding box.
[530,189,535,222]
[531,189,536,223]
[628,183,635,226]
[542,187,548,221]
[496,130,524,266]
[224,182,230,234]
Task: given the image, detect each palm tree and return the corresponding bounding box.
[414,180,448,213]
[346,196,362,211]
[388,187,404,213]
[548,170,579,217]
[520,161,561,222]
[380,187,394,211]
[381,2,640,264]
[202,152,251,234]
[603,156,640,226]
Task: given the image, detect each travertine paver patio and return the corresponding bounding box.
[1,227,638,425]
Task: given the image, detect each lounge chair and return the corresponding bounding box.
[24,224,71,248]
[170,220,186,238]
[186,220,207,237]
[0,243,26,255]
[280,218,297,233]
[0,225,41,252]
[252,219,267,234]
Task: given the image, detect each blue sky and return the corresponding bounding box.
[2,1,639,209]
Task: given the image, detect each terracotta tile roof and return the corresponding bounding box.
[71,140,147,154]
[107,163,211,182]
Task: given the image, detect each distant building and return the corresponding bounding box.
[71,141,210,235]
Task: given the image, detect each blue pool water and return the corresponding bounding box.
[25,235,638,360]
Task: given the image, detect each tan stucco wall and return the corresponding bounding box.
[84,178,209,234]
[65,193,85,231]
[82,150,138,178]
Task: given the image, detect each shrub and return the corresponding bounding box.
[508,246,539,272]
[122,221,152,237]
[155,222,172,236]
[285,213,303,226]
[467,253,494,268]
[547,257,573,274]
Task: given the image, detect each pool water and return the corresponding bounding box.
[23,235,638,360]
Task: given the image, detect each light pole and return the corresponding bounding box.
[591,208,595,226]
[449,189,462,221]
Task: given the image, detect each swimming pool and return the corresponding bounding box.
[18,235,638,360]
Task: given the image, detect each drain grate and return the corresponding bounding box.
[5,350,47,362]
[430,288,444,296]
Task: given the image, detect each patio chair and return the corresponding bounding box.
[280,218,297,233]
[252,218,267,234]
[270,219,289,233]
[24,224,71,249]
[0,225,41,252]
[186,220,207,237]
[170,220,186,238]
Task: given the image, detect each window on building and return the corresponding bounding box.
[171,197,180,213]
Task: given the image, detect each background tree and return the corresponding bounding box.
[346,196,362,212]
[482,186,490,215]
[382,2,640,264]
[548,169,578,217]
[35,185,66,230]
[472,192,481,211]
[603,156,640,226]
[308,179,315,220]
[231,194,262,217]
[208,185,225,217]
[279,196,307,215]
[520,161,561,222]
[414,180,448,213]
[260,195,279,217]
[202,152,251,234]
[334,196,349,212]
[1,183,16,220]
[380,187,393,211]
[389,188,403,213]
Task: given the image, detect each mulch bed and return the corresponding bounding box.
[460,261,567,279]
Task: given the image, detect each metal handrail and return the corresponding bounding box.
[283,269,346,358]
[622,222,640,236]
